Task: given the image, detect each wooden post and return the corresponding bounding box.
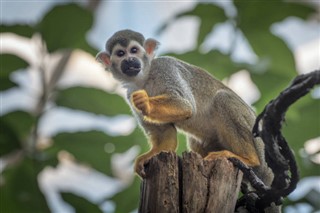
[138,152,243,213]
[138,152,180,213]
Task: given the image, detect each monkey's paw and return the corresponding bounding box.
[131,90,151,115]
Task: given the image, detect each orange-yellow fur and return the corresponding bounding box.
[131,90,192,124]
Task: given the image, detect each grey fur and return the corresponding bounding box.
[106,29,145,54]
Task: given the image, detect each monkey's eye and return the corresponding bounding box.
[116,50,125,57]
[130,47,138,54]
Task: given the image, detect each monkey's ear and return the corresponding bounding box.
[144,38,160,58]
[96,51,111,67]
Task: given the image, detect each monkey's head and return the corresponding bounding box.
[96,29,159,83]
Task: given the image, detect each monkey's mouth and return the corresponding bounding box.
[123,67,141,77]
[121,60,141,77]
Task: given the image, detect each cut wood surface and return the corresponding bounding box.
[138,152,243,213]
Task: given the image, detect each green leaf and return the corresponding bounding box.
[1,158,50,213]
[243,32,298,111]
[234,0,316,32]
[51,131,112,174]
[167,50,246,80]
[112,177,140,213]
[234,1,315,79]
[0,77,18,91]
[50,129,145,175]
[0,24,35,37]
[243,32,297,77]
[61,193,103,213]
[55,86,131,116]
[37,4,93,53]
[0,120,21,156]
[283,96,320,177]
[1,54,29,76]
[252,72,293,111]
[0,111,35,156]
[176,4,227,46]
[0,54,29,91]
[157,3,227,47]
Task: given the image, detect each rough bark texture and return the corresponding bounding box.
[139,152,243,213]
[139,152,180,213]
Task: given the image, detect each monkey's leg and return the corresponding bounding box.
[131,90,193,124]
[188,136,222,157]
[135,124,178,178]
[188,137,256,165]
[188,137,207,157]
[205,90,260,167]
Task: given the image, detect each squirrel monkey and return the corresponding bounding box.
[97,30,274,187]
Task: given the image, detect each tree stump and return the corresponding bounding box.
[138,152,243,213]
[138,152,180,213]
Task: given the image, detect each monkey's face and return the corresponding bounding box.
[110,41,150,80]
[97,33,159,85]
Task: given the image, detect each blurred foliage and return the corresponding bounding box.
[0,1,319,213]
[61,193,103,213]
[37,4,96,54]
[1,158,50,213]
[0,54,28,91]
[0,111,35,156]
[56,86,131,116]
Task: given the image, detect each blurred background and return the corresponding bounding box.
[1,0,319,212]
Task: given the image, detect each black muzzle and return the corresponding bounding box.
[121,57,141,77]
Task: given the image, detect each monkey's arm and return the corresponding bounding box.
[131,90,193,124]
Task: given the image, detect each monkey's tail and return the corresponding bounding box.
[252,69,320,203]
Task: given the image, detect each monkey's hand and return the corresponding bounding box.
[131,90,193,124]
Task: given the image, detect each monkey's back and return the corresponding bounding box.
[148,56,249,113]
[148,56,227,97]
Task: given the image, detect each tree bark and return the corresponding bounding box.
[138,152,243,213]
[139,152,180,213]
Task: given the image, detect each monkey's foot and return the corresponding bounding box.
[205,151,259,167]
[205,151,227,162]
[134,154,150,178]
[131,90,151,115]
[205,150,242,162]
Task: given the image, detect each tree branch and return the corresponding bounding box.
[232,70,320,211]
